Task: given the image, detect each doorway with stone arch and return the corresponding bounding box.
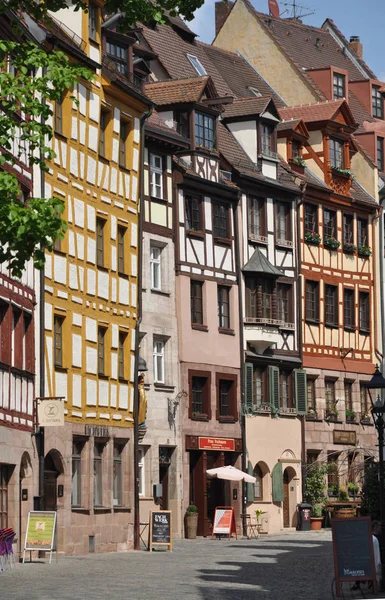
[44,450,64,512]
[283,466,297,528]
[19,452,33,554]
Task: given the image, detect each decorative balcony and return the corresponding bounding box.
[328,167,352,196]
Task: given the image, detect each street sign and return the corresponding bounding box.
[23,511,57,564]
[149,510,172,552]
[212,506,237,539]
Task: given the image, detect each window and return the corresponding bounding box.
[0,466,8,528]
[54,315,64,367]
[245,278,274,321]
[54,95,63,135]
[329,138,344,169]
[194,112,215,149]
[305,280,319,322]
[275,201,291,242]
[304,204,318,234]
[185,195,202,231]
[254,367,266,407]
[218,285,230,329]
[118,332,126,380]
[307,378,316,412]
[325,285,338,327]
[12,308,23,369]
[307,451,319,465]
[187,54,206,76]
[94,442,103,507]
[360,383,370,416]
[333,73,346,99]
[378,137,384,172]
[344,288,355,330]
[71,439,83,507]
[88,4,98,41]
[175,111,189,138]
[277,284,291,324]
[113,443,123,507]
[292,139,301,159]
[253,464,263,500]
[190,373,210,417]
[344,381,353,412]
[150,245,162,290]
[357,218,368,247]
[261,280,273,319]
[191,280,203,325]
[98,327,106,375]
[149,154,163,199]
[248,196,265,238]
[218,378,235,418]
[260,122,274,156]
[213,202,229,239]
[99,110,108,157]
[119,121,128,168]
[138,449,145,497]
[325,379,335,411]
[153,339,165,384]
[372,85,384,119]
[359,292,370,332]
[343,214,354,244]
[117,226,125,274]
[53,235,62,253]
[324,209,336,238]
[327,452,339,489]
[96,217,105,268]
[106,41,127,74]
[23,313,33,373]
[280,371,293,409]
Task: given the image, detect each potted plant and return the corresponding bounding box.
[345,409,356,422]
[306,407,318,419]
[304,463,329,531]
[325,406,339,421]
[324,236,341,251]
[361,412,371,425]
[185,504,198,539]
[305,230,322,245]
[332,167,351,178]
[358,245,372,257]
[310,504,324,530]
[338,486,349,501]
[328,484,338,498]
[343,242,357,255]
[348,482,360,498]
[291,156,306,167]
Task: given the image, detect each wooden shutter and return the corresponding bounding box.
[268,366,280,411]
[244,362,254,409]
[272,462,284,502]
[246,460,255,503]
[295,369,307,414]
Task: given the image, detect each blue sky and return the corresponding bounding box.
[189,0,385,81]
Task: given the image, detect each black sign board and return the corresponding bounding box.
[332,517,376,596]
[149,510,172,552]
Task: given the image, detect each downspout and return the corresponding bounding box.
[133,106,152,551]
[233,191,246,534]
[378,197,385,369]
[296,184,306,499]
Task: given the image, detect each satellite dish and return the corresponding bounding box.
[268,0,280,18]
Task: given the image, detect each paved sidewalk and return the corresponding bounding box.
[0,530,375,600]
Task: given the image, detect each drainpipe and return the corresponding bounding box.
[296,184,306,499]
[233,191,246,534]
[133,107,152,551]
[378,196,385,370]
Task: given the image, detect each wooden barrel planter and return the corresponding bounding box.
[334,507,356,519]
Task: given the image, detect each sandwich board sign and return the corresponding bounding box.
[149,510,172,552]
[212,506,237,539]
[23,511,57,564]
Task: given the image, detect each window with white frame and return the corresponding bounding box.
[149,154,163,199]
[138,448,145,496]
[153,339,165,384]
[150,244,162,290]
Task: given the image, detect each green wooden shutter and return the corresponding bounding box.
[295,369,308,415]
[269,366,280,411]
[244,362,254,409]
[246,460,255,503]
[272,462,284,502]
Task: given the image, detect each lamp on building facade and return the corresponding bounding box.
[366,365,385,590]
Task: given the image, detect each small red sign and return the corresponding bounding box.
[199,437,235,451]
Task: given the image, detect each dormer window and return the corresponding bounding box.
[195,112,215,150]
[292,140,301,159]
[175,111,190,138]
[373,85,384,119]
[333,73,345,99]
[260,123,275,156]
[249,87,262,98]
[106,41,127,75]
[330,138,345,169]
[187,54,206,76]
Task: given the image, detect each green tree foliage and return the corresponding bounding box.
[361,461,381,520]
[0,41,93,276]
[304,463,330,515]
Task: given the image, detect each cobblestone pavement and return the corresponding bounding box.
[0,530,379,600]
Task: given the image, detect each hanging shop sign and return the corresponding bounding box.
[149,510,172,552]
[23,511,57,564]
[37,398,64,427]
[199,437,235,451]
[333,430,356,445]
[212,507,237,539]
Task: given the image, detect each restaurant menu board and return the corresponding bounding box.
[23,511,57,564]
[149,510,172,552]
[331,517,376,596]
[212,507,237,539]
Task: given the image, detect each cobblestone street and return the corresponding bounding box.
[1,530,366,600]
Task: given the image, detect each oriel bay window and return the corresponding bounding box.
[275,201,291,243]
[245,278,274,322]
[213,202,229,239]
[305,280,319,322]
[189,371,211,419]
[216,375,237,421]
[325,284,338,327]
[194,112,215,149]
[185,194,202,232]
[359,291,370,332]
[218,285,230,329]
[248,196,266,239]
[343,288,355,330]
[330,138,345,169]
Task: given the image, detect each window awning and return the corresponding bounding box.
[242,247,282,277]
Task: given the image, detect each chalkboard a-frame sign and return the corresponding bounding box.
[149,510,172,552]
[332,517,377,597]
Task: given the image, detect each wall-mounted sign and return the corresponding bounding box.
[199,437,235,451]
[38,399,64,427]
[333,431,357,445]
[85,425,110,438]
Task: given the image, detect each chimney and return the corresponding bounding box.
[349,36,363,59]
[215,1,234,36]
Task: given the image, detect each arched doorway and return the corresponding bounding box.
[283,467,297,528]
[44,450,64,511]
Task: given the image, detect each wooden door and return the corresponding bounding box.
[44,472,57,511]
[160,464,169,510]
[283,469,290,527]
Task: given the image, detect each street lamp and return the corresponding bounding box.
[366,365,385,590]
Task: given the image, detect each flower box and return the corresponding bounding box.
[324,236,341,251]
[358,245,372,257]
[305,231,321,245]
[343,242,357,255]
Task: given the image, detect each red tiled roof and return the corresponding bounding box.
[279,99,355,125]
[144,76,211,105]
[223,96,273,119]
